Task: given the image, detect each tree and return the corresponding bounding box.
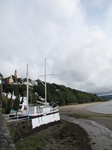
[2,97,8,114]
[6,97,12,114]
[13,97,20,111]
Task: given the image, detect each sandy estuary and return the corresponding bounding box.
[59,102,112,150]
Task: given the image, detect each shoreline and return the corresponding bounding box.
[59,102,112,149]
[59,101,112,129]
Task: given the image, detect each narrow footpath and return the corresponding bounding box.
[0,108,16,150]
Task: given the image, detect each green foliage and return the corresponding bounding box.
[15,133,47,150]
[6,97,12,114]
[33,82,45,98]
[3,84,26,97]
[7,123,15,141]
[2,97,8,114]
[13,97,20,110]
[18,85,26,96]
[2,78,106,110]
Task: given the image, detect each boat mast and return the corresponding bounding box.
[27,64,29,111]
[45,58,47,105]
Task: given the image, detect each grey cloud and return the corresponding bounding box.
[0,0,112,94]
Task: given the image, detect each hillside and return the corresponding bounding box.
[2,78,106,108]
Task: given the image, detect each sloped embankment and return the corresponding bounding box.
[8,120,91,150]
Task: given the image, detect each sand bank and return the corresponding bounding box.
[59,102,112,150]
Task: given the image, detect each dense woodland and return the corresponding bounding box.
[2,78,106,114]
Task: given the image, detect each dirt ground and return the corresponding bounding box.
[9,120,91,150]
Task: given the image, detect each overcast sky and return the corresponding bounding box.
[0,0,112,95]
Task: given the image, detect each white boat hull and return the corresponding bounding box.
[32,112,60,129]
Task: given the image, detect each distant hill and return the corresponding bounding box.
[99,94,112,99]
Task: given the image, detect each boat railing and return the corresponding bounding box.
[50,106,59,111]
[37,107,43,113]
[3,111,29,123]
[29,106,43,114]
[29,106,35,114]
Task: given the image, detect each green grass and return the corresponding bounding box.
[68,113,91,118]
[6,123,15,141]
[15,133,47,150]
[6,120,47,150]
[68,113,112,119]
